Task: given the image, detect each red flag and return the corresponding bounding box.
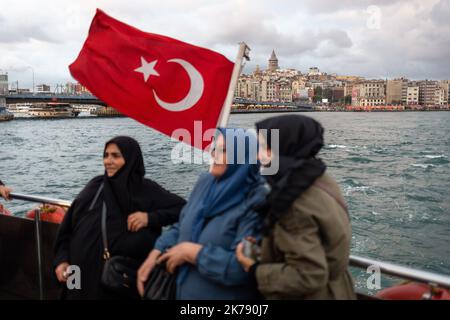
[69,9,234,150]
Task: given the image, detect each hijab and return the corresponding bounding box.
[176,128,264,285]
[103,136,146,216]
[255,115,326,232]
[189,127,262,242]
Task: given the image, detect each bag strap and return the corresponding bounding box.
[314,180,349,218]
[72,182,104,227]
[86,182,109,259]
[101,200,111,260]
[89,183,104,211]
[96,182,110,260]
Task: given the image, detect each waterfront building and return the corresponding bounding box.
[439,80,449,104]
[418,80,445,105]
[406,85,419,105]
[352,80,386,106]
[436,87,447,105]
[331,87,345,102]
[64,82,92,95]
[386,79,405,105]
[35,84,51,94]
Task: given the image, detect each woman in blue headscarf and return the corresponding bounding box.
[137,128,269,300]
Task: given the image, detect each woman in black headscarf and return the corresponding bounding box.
[236,115,356,300]
[53,136,186,299]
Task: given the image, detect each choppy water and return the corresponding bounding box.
[1,112,449,292]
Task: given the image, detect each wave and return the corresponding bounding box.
[341,178,364,187]
[424,155,446,159]
[411,163,435,169]
[343,185,373,196]
[326,144,347,149]
[423,155,449,165]
[347,186,370,192]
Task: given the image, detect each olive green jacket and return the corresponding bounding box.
[256,173,356,300]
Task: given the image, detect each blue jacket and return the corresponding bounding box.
[154,175,269,300]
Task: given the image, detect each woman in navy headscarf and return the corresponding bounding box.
[137,128,269,300]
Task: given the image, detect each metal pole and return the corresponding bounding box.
[10,192,72,207]
[217,42,250,128]
[34,207,44,300]
[350,255,450,290]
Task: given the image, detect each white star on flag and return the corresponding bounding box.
[134,56,159,82]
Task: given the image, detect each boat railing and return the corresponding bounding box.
[5,192,450,299]
[10,193,72,208]
[7,193,72,300]
[349,255,450,296]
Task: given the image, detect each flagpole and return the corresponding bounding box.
[217,42,250,128]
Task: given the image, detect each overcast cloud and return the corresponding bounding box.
[0,0,449,90]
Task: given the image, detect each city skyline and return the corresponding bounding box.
[2,50,449,108]
[232,52,449,107]
[1,0,450,90]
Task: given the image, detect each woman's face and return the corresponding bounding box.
[209,133,228,178]
[103,143,126,177]
[258,131,273,167]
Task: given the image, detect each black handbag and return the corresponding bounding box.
[95,185,140,298]
[143,263,177,300]
[101,255,140,298]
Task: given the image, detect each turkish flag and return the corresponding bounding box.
[69,9,234,150]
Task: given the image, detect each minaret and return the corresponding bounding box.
[268,49,279,72]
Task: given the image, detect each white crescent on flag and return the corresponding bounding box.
[135,57,204,112]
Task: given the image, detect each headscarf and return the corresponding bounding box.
[103,136,146,215]
[189,127,262,242]
[175,128,263,285]
[255,115,326,232]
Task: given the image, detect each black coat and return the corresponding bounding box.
[53,175,185,299]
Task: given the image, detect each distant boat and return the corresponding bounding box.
[0,106,14,121]
[28,103,79,119]
[91,106,125,117]
[7,103,32,118]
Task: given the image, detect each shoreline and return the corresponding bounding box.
[3,109,450,121]
[232,109,450,114]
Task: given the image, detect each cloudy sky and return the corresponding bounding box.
[1,0,449,90]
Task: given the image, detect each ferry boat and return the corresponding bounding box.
[0,193,449,300]
[72,104,101,115]
[28,103,80,119]
[6,103,32,118]
[91,105,125,117]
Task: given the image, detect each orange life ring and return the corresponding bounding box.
[26,204,66,224]
[376,282,450,300]
[0,203,12,216]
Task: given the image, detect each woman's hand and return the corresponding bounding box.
[137,249,161,297]
[55,262,70,283]
[127,211,148,232]
[236,240,257,273]
[0,185,12,201]
[157,242,202,274]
